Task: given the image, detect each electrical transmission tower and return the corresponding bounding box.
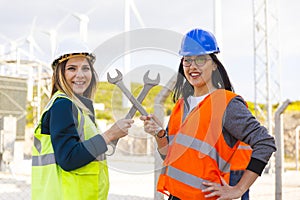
[252,0,281,135]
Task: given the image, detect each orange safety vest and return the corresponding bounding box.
[157,89,241,200]
[230,142,252,171]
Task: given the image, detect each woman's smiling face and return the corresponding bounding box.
[64,56,92,95]
[183,55,216,96]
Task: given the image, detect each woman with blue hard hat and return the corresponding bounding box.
[31,38,134,200]
[140,28,276,199]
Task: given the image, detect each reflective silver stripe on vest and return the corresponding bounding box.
[175,133,230,173]
[161,166,167,175]
[168,135,175,144]
[166,165,220,190]
[34,136,42,154]
[77,109,85,141]
[96,154,106,161]
[32,152,106,166]
[238,145,252,150]
[44,93,68,110]
[32,153,56,166]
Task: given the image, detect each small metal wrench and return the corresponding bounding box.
[106,69,160,155]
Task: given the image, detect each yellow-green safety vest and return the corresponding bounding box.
[32,91,109,200]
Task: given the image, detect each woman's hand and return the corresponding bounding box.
[102,118,134,144]
[140,114,168,155]
[202,177,243,200]
[202,170,258,199]
[140,114,163,136]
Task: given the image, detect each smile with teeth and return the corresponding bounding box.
[190,72,201,78]
[73,81,85,85]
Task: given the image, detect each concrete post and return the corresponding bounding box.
[275,99,291,200]
[295,126,300,171]
[153,74,176,200]
[0,115,17,172]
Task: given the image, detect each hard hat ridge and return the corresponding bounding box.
[179,28,220,56]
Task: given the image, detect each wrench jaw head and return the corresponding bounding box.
[143,70,160,86]
[107,68,160,87]
[107,69,123,84]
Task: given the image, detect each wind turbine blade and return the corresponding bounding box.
[129,0,146,28]
[31,39,44,55]
[0,34,11,42]
[71,12,82,20]
[29,16,37,36]
[86,6,98,16]
[56,14,71,30]
[15,36,26,46]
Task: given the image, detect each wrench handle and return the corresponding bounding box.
[125,84,154,119]
[108,85,155,155]
[107,83,149,155]
[116,82,149,116]
[106,138,119,156]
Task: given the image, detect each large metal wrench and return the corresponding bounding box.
[125,70,160,119]
[106,69,160,155]
[107,69,150,116]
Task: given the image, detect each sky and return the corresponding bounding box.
[0,0,299,102]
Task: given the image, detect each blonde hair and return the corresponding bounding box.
[51,57,98,113]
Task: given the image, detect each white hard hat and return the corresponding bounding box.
[51,38,96,69]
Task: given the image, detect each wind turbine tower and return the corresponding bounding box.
[72,12,89,42]
[123,0,145,108]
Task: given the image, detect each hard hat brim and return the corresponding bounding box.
[52,53,96,69]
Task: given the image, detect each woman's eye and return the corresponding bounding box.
[66,67,76,71]
[196,58,205,62]
[82,66,90,71]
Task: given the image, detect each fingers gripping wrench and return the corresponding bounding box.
[106,69,160,155]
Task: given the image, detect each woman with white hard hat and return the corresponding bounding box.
[140,28,276,199]
[31,38,133,200]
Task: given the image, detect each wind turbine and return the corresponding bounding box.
[0,34,17,61]
[71,5,100,42]
[15,17,44,61]
[58,6,97,42]
[1,16,44,63]
[71,12,90,42]
[39,14,71,59]
[126,0,146,28]
[40,29,57,59]
[0,34,10,60]
[27,17,44,60]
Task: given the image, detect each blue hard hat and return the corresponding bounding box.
[179,28,220,56]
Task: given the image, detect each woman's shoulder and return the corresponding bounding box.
[48,97,78,121]
[227,95,248,111]
[41,97,75,131]
[51,97,74,111]
[53,96,73,104]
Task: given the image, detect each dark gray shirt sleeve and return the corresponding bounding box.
[223,96,276,174]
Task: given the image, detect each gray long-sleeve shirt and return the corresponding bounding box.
[222,96,276,175]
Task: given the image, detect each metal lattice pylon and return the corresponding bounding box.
[252,0,281,134]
